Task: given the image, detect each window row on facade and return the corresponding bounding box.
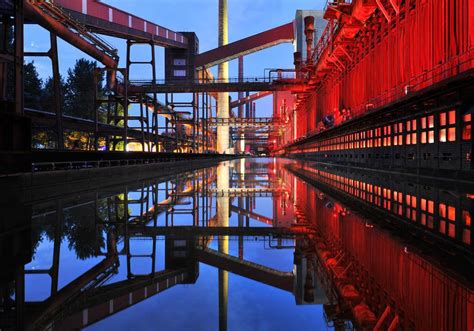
[298,165,472,246]
[297,109,471,153]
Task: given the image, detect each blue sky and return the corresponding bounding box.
[25,0,326,116]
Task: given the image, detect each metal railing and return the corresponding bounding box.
[128,69,299,87]
[323,0,353,13]
[33,1,118,61]
[130,77,274,86]
[351,48,474,117]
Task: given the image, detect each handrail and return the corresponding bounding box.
[30,1,118,61]
[351,48,474,117]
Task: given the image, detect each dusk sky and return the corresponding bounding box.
[25,0,326,116]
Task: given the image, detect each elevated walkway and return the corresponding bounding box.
[128,78,306,93]
[196,248,294,292]
[54,0,187,48]
[127,225,311,237]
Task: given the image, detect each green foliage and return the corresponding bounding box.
[32,130,57,149]
[42,75,66,113]
[24,61,43,110]
[25,58,114,149]
[64,58,103,120]
[29,196,127,260]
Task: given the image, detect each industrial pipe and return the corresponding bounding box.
[294,52,302,79]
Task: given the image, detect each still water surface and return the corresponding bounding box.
[2,158,473,330]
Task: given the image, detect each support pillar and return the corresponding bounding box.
[217,0,229,154]
[14,0,24,115]
[237,56,245,153]
[293,107,297,141]
[50,34,63,149]
[238,158,245,259]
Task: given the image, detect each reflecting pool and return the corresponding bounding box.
[0,158,473,330]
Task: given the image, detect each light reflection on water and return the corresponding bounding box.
[1,158,473,330]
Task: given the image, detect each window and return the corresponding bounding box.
[393,122,403,146]
[420,115,434,144]
[439,203,456,238]
[462,210,471,245]
[367,129,373,147]
[420,198,434,228]
[439,110,456,142]
[405,194,417,221]
[406,119,417,145]
[173,58,187,66]
[173,69,187,77]
[383,188,391,210]
[383,125,391,146]
[393,191,403,216]
[375,128,382,147]
[462,113,471,141]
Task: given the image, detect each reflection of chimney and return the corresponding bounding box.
[304,16,315,65]
[217,162,229,331]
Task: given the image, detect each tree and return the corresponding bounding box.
[42,75,66,113]
[64,58,103,120]
[23,61,43,110]
[63,204,105,260]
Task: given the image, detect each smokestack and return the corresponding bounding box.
[217,0,229,154]
[304,16,315,65]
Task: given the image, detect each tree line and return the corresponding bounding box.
[24,58,103,120]
[24,59,115,149]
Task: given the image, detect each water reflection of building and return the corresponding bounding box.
[283,160,474,330]
[0,159,472,330]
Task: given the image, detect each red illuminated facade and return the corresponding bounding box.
[276,0,474,175]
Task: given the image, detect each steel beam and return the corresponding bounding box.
[14,0,23,114]
[196,22,294,69]
[230,91,272,109]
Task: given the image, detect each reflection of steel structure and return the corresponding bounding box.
[208,117,281,127]
[0,161,322,330]
[209,187,286,197]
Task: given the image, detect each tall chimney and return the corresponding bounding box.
[217,0,229,153]
[304,16,315,65]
